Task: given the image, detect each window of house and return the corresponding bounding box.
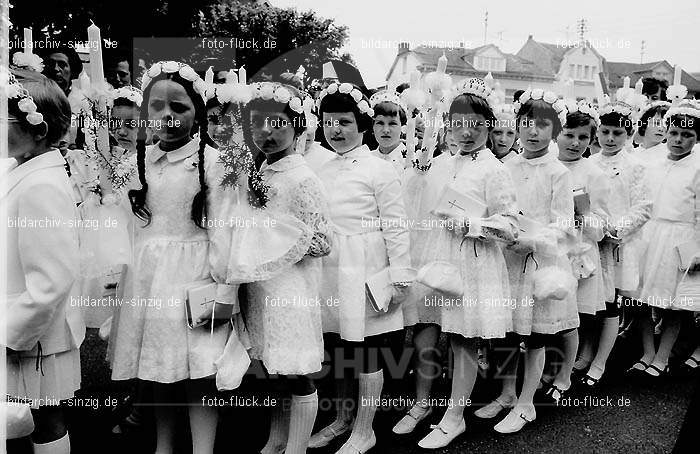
[569,64,575,77]
[584,65,590,79]
[577,65,583,79]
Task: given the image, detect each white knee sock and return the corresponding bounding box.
[33,433,70,454]
[590,316,619,379]
[347,370,383,443]
[285,391,318,454]
[261,398,290,454]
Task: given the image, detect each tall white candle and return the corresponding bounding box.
[673,65,682,85]
[87,21,104,87]
[437,53,447,74]
[205,66,214,85]
[238,66,246,85]
[79,72,91,92]
[226,69,238,84]
[23,27,32,55]
[623,76,630,89]
[634,77,643,94]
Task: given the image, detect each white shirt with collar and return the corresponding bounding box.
[372,142,407,178]
[302,142,336,176]
[318,144,412,340]
[2,149,85,355]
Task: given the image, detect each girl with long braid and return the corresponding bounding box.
[109,62,238,454]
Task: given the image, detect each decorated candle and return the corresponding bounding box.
[238,66,247,85]
[226,69,238,84]
[87,21,104,87]
[437,53,447,74]
[673,65,682,86]
[205,66,214,85]
[23,28,32,55]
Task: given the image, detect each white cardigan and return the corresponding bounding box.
[2,150,85,356]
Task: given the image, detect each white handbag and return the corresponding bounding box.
[416,261,463,298]
[532,266,577,301]
[674,265,700,312]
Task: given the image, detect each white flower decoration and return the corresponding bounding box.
[12,52,44,72]
[26,112,44,125]
[338,83,353,94]
[18,98,37,113]
[543,91,558,104]
[288,97,303,113]
[274,87,292,103]
[147,64,161,78]
[327,84,338,94]
[519,90,531,103]
[357,100,370,112]
[6,84,21,98]
[351,90,363,102]
[303,97,314,113]
[531,89,544,100]
[162,61,180,73]
[179,66,199,82]
[260,84,275,100]
[193,79,207,96]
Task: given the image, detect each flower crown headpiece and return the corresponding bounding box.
[141,61,207,99]
[3,73,44,125]
[513,88,567,126]
[599,86,646,118]
[369,90,407,113]
[564,99,600,125]
[637,100,671,121]
[109,85,144,108]
[247,82,315,115]
[316,82,374,118]
[664,99,700,122]
[12,51,44,73]
[450,77,499,109]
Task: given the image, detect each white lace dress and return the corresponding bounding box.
[245,155,331,374]
[589,150,652,294]
[415,150,519,338]
[111,140,237,383]
[504,150,579,335]
[561,158,612,312]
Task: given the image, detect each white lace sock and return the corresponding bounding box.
[261,398,290,454]
[285,391,318,454]
[33,433,70,454]
[341,370,383,449]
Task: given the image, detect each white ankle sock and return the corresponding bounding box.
[346,370,383,444]
[261,399,290,454]
[285,391,318,454]
[33,433,70,454]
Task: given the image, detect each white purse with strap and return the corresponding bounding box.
[415,261,463,298]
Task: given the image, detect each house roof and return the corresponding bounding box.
[605,60,700,91]
[516,37,606,76]
[405,44,551,78]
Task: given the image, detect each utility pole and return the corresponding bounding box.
[640,40,646,63]
[484,10,488,46]
[577,18,587,43]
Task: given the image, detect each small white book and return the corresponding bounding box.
[184,279,217,329]
[676,240,700,271]
[432,185,488,219]
[573,188,591,215]
[365,268,393,313]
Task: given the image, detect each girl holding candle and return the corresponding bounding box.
[409,78,519,449]
[309,82,412,454]
[4,70,84,454]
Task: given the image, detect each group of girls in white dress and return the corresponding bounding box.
[4,57,700,454]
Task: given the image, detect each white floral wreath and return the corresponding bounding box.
[109,86,144,108]
[636,100,671,122]
[667,84,688,104]
[450,77,499,109]
[664,99,700,122]
[316,82,374,117]
[2,74,44,125]
[247,82,314,114]
[369,90,407,113]
[141,61,207,99]
[564,99,600,125]
[598,96,634,118]
[513,88,567,126]
[12,51,44,73]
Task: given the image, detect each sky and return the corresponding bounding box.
[272,0,700,88]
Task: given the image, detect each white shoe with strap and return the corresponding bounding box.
[392,405,432,434]
[417,418,466,449]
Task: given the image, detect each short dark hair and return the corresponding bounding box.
[667,114,700,137]
[599,112,634,135]
[642,77,668,101]
[638,104,670,136]
[448,93,497,129]
[516,99,562,138]
[513,90,525,103]
[373,101,407,125]
[318,84,372,133]
[10,69,71,145]
[563,111,597,140]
